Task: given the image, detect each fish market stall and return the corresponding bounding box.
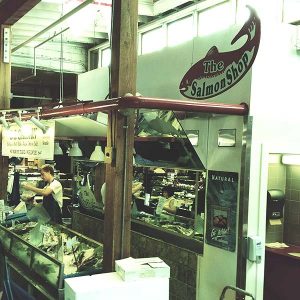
[0,222,103,300]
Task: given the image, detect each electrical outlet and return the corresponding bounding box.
[104,146,116,164]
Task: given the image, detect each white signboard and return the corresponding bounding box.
[2,120,55,160]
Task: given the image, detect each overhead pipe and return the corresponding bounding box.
[117,96,249,115]
[12,27,69,86]
[12,0,94,52]
[2,96,248,121]
[12,95,53,101]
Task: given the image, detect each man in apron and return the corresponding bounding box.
[22,164,63,224]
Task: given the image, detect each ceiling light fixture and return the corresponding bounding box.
[0,113,9,129]
[282,154,300,165]
[13,111,23,128]
[30,116,48,134]
[54,142,63,155]
[30,109,48,134]
[69,141,83,157]
[90,143,104,161]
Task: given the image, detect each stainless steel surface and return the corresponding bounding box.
[185,129,199,146]
[218,128,236,147]
[236,116,253,290]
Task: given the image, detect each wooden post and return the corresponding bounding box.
[103,0,138,272]
[0,25,11,200]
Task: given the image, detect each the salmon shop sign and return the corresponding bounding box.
[179,6,261,100]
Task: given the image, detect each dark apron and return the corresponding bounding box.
[42,193,62,224]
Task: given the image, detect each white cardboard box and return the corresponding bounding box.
[115,257,170,282]
[64,272,169,300]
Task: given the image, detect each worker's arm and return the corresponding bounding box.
[22,183,53,197]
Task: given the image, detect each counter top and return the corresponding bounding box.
[265,244,300,260]
[264,243,300,300]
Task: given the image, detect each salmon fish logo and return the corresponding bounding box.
[179,6,261,100]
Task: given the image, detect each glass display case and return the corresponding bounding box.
[71,109,208,253]
[131,166,205,251]
[0,223,103,299]
[129,109,207,252]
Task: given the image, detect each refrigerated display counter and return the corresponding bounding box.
[0,222,103,300]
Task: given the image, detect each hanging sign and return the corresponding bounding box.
[2,120,55,160]
[179,6,261,100]
[205,170,238,252]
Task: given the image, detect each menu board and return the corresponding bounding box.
[2,120,55,160]
[206,170,238,252]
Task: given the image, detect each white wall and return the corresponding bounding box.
[198,114,245,300]
[137,27,252,300]
[78,26,252,105]
[136,31,252,103]
[246,0,300,299]
[78,67,109,100]
[179,117,209,169]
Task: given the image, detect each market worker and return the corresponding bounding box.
[162,185,177,214]
[22,164,63,224]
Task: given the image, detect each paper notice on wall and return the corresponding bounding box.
[269,219,282,225]
[2,120,55,160]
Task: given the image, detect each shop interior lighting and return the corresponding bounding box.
[12,112,23,128]
[54,142,63,155]
[268,154,282,164]
[30,109,48,134]
[0,113,9,129]
[282,154,300,165]
[90,143,104,161]
[30,116,48,134]
[69,141,83,157]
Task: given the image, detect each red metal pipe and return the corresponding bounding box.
[118,96,248,116]
[40,100,119,119]
[3,97,248,120]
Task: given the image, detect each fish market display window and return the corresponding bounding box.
[0,220,103,299]
[72,109,208,253]
[131,166,205,252]
[130,109,206,253]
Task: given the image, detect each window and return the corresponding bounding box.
[141,27,164,54]
[167,15,194,47]
[198,3,234,36]
[101,48,111,67]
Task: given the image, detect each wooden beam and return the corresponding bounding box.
[0,0,41,25]
[0,25,11,200]
[103,0,138,272]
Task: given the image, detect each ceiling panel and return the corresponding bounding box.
[10,0,202,95]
